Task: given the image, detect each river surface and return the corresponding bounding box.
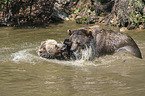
[0,21,145,96]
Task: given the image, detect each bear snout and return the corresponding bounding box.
[70,43,78,51]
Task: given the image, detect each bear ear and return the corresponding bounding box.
[67,30,72,35]
[86,29,92,36]
[86,30,93,39]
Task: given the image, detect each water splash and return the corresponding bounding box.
[11,48,40,65]
[10,46,132,67]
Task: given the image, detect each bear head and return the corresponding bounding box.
[38,39,60,59]
[68,28,94,52]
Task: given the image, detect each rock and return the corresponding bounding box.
[120,27,128,32]
[52,3,69,21]
[139,24,145,29]
[127,25,137,30]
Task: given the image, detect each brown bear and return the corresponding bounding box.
[68,25,142,60]
[38,39,75,60]
[54,39,76,60]
[38,39,58,59]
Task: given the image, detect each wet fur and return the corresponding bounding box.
[38,39,75,60]
[68,26,142,59]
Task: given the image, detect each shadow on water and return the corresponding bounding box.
[0,21,145,96]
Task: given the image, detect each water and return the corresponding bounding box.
[0,21,145,96]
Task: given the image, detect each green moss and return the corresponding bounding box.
[76,16,88,24]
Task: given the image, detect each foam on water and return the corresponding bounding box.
[10,47,93,66]
[11,48,40,65]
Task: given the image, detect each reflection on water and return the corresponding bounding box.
[0,21,145,96]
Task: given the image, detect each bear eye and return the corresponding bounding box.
[55,45,58,49]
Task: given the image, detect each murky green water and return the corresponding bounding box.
[0,21,145,96]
